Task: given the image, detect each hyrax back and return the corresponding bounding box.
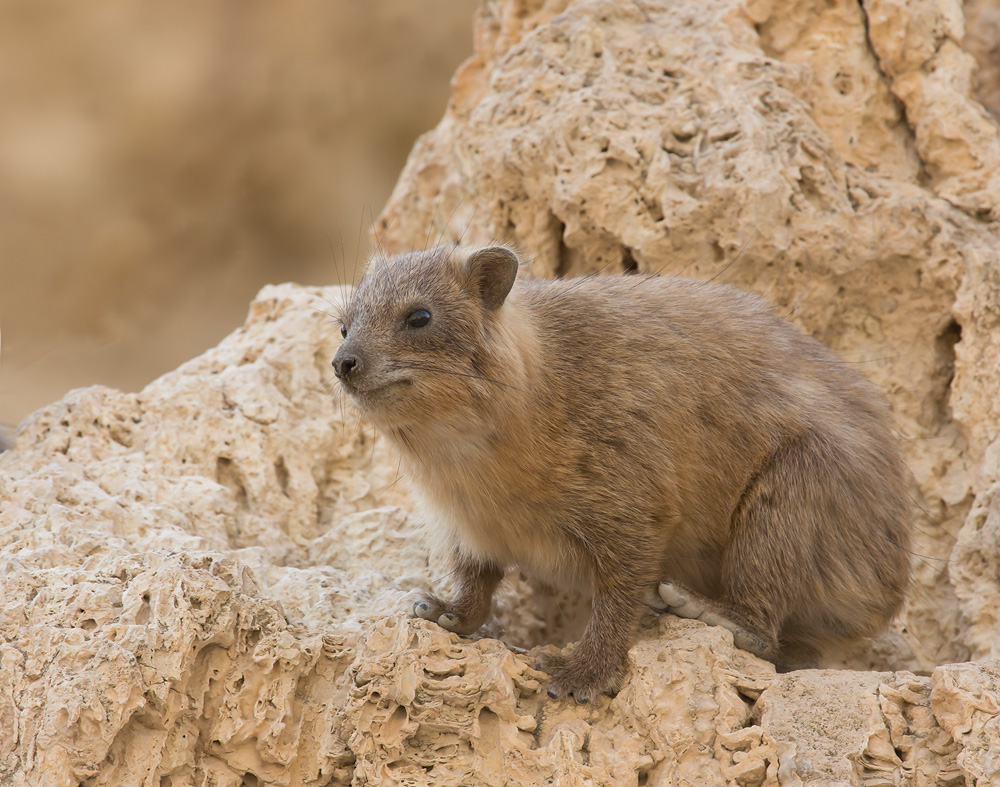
[332,245,911,702]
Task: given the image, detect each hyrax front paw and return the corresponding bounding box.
[411,593,484,635]
[535,650,628,705]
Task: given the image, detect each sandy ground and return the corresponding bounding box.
[0,2,473,429]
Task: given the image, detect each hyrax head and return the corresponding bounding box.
[332,245,520,429]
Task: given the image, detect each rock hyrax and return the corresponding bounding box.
[332,244,911,702]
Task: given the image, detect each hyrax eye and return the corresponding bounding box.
[340,324,348,338]
[406,309,431,328]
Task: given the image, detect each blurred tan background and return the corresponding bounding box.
[0,2,474,429]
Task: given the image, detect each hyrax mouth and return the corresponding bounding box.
[341,375,413,400]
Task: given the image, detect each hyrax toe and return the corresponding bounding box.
[411,594,484,635]
[536,650,626,703]
[658,581,705,619]
[437,612,469,633]
[412,594,446,622]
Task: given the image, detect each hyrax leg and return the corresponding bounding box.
[710,432,852,670]
[660,438,844,665]
[657,581,778,659]
[412,553,504,635]
[537,574,648,704]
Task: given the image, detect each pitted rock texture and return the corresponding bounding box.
[4,0,1000,784]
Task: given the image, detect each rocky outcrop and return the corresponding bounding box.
[3,0,1000,784]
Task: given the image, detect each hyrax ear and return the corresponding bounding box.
[463,246,520,310]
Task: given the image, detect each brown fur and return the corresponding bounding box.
[332,245,912,702]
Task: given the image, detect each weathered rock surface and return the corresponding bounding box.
[3,0,1000,784]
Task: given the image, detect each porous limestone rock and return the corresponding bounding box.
[3,0,1000,784]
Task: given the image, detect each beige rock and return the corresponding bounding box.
[4,0,1000,784]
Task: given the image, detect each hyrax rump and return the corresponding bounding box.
[332,244,911,702]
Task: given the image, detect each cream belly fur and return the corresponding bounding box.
[411,459,595,590]
[331,244,912,703]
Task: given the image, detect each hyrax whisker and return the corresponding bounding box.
[372,455,406,496]
[557,255,624,295]
[706,228,758,284]
[339,230,356,293]
[354,209,366,285]
[309,304,340,323]
[314,291,346,320]
[394,427,426,470]
[424,201,442,251]
[324,231,346,295]
[392,361,526,393]
[457,204,479,247]
[436,195,469,249]
[375,207,400,258]
[367,425,378,465]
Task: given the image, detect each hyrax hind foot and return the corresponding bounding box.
[412,593,485,636]
[658,581,777,660]
[535,649,628,705]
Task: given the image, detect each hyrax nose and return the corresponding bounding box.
[333,353,360,380]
